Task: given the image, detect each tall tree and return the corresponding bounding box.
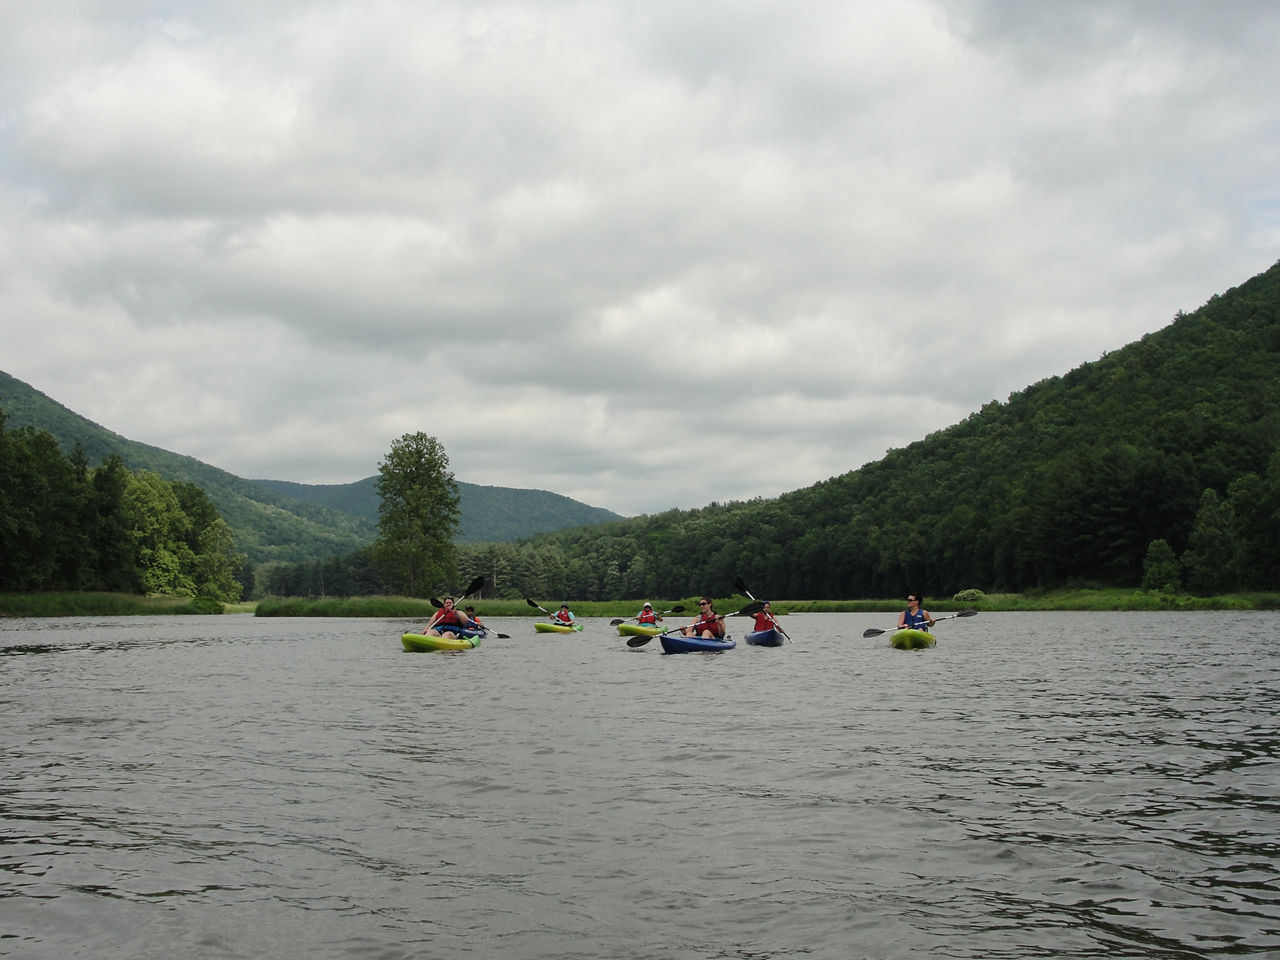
[373,433,461,595]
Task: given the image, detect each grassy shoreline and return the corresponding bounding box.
[3,588,1278,618]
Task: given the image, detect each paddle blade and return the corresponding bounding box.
[461,575,486,598]
[666,605,685,614]
[609,618,626,626]
[735,600,765,617]
[430,598,443,609]
[956,608,978,618]
[626,635,653,648]
[732,576,748,594]
[525,598,541,609]
[862,627,888,638]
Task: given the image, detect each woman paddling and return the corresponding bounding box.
[897,594,936,632]
[682,597,726,639]
[424,597,476,638]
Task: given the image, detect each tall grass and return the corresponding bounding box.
[0,593,222,617]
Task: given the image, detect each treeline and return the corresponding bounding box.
[0,414,248,599]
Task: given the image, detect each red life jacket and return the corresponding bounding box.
[695,614,725,638]
[638,609,657,624]
[436,608,466,627]
[554,610,573,623]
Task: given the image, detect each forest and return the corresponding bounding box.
[0,418,248,600]
[266,260,1280,601]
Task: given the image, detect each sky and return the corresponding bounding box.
[2,1,1279,517]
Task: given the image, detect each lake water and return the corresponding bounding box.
[2,611,1278,959]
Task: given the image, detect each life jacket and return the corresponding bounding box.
[436,607,466,627]
[695,614,725,638]
[554,609,573,623]
[753,612,773,631]
[638,609,657,624]
[901,607,929,630]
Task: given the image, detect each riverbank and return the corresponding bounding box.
[5,588,1278,618]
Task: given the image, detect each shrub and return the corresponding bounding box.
[953,588,987,603]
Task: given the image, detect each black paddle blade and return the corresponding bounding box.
[667,605,685,614]
[609,618,626,626]
[732,576,748,594]
[461,575,486,598]
[956,608,978,618]
[525,598,541,608]
[626,635,653,648]
[737,600,765,617]
[430,597,443,609]
[862,627,887,638]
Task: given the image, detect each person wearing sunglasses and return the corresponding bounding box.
[682,596,726,639]
[897,594,936,632]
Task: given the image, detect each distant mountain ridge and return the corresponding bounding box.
[0,370,622,565]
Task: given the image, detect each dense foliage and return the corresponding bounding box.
[372,432,461,594]
[0,416,247,599]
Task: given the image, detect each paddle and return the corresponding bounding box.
[609,605,685,626]
[626,600,765,648]
[862,608,978,638]
[732,577,792,643]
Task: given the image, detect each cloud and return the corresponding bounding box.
[2,0,1278,516]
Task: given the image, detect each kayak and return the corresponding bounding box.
[743,628,784,647]
[618,623,663,638]
[890,628,935,650]
[535,622,584,634]
[401,628,485,652]
[660,633,736,654]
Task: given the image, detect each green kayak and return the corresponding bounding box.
[890,628,935,650]
[534,622,584,634]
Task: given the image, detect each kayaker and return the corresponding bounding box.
[636,602,662,625]
[683,597,726,639]
[464,605,485,629]
[897,594,935,631]
[552,603,576,625]
[424,597,475,638]
[752,602,776,632]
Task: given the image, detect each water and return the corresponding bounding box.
[2,611,1278,959]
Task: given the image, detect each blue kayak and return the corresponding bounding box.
[660,633,736,654]
[743,628,784,647]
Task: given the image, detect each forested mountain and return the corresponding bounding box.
[0,370,621,565]
[457,259,1280,600]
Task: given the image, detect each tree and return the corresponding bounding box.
[373,433,461,595]
[1140,539,1181,593]
[1182,489,1240,596]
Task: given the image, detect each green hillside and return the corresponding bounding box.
[0,371,622,565]
[489,259,1280,599]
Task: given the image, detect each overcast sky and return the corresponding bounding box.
[2,1,1278,516]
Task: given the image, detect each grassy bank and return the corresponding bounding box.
[0,592,227,617]
[7,588,1278,619]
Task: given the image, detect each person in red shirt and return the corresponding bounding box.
[423,597,476,637]
[682,597,726,639]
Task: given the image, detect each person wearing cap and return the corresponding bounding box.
[635,602,662,626]
[751,601,776,632]
[551,603,576,625]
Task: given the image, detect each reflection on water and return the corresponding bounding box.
[1,611,1277,959]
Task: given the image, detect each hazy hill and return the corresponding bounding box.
[0,370,622,565]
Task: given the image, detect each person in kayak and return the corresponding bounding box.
[752,601,777,632]
[636,602,662,625]
[897,594,936,631]
[552,603,576,625]
[424,597,477,638]
[683,597,726,638]
[464,605,485,630]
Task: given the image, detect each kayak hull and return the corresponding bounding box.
[890,628,935,650]
[402,629,484,652]
[618,623,663,638]
[660,633,736,654]
[744,628,784,647]
[535,622,584,634]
